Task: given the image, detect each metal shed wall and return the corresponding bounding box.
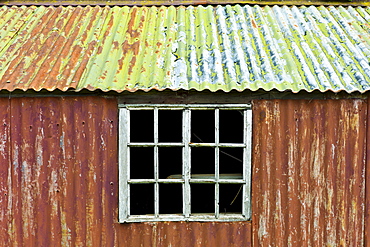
[0,96,368,246]
[0,96,252,246]
[252,99,367,246]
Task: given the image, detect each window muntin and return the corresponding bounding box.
[119,104,252,222]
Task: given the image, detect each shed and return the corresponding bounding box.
[0,3,369,246]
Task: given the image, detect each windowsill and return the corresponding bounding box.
[121,213,249,223]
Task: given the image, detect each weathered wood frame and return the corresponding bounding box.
[118,104,252,223]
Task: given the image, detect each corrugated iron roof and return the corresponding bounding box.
[0,5,369,93]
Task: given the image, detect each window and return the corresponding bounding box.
[118,104,252,222]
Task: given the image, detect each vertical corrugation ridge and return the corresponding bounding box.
[126,7,151,89]
[290,6,336,91]
[0,6,49,87]
[215,6,237,91]
[172,6,187,89]
[27,7,80,90]
[0,98,10,246]
[301,6,349,91]
[252,6,280,88]
[186,5,200,90]
[81,6,129,90]
[274,6,321,91]
[366,98,370,247]
[0,97,254,246]
[252,99,366,246]
[0,6,34,55]
[38,6,88,90]
[4,7,66,88]
[323,6,370,89]
[233,5,259,88]
[69,6,110,90]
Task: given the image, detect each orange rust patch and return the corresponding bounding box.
[97,46,103,55]
[126,8,138,36]
[126,8,146,40]
[251,19,257,29]
[127,56,137,76]
[112,41,119,50]
[122,40,140,56]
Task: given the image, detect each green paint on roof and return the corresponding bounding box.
[0,5,369,93]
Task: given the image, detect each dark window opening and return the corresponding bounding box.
[130,184,154,215]
[191,147,215,175]
[219,110,244,143]
[130,147,154,179]
[158,147,182,179]
[130,110,153,142]
[191,110,214,143]
[159,184,183,214]
[219,147,243,174]
[191,184,214,213]
[158,110,182,142]
[219,184,243,213]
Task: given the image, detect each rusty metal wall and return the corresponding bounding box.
[366,99,370,247]
[0,96,252,246]
[252,99,367,246]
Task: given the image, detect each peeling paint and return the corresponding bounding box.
[0,96,254,246]
[0,5,369,92]
[252,99,366,246]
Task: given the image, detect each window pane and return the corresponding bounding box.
[219,110,243,143]
[191,184,214,214]
[130,147,154,179]
[219,148,243,175]
[191,110,214,143]
[158,110,182,142]
[191,147,214,176]
[130,110,154,142]
[159,184,183,214]
[130,184,154,215]
[219,184,242,214]
[159,147,182,179]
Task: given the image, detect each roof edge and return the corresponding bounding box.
[0,1,369,6]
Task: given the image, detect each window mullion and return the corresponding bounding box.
[154,107,159,217]
[183,109,191,218]
[243,108,252,219]
[215,108,220,219]
[119,108,130,221]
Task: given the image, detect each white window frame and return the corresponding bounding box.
[118,104,252,223]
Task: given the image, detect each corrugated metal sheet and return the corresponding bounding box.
[0,5,369,93]
[252,99,366,246]
[2,0,370,7]
[366,99,370,247]
[0,96,252,246]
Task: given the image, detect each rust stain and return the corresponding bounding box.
[251,19,257,29]
[252,99,366,246]
[366,99,370,247]
[112,40,119,50]
[0,96,252,246]
[96,45,103,55]
[122,40,141,56]
[126,7,138,37]
[0,5,369,93]
[127,55,137,76]
[126,7,146,40]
